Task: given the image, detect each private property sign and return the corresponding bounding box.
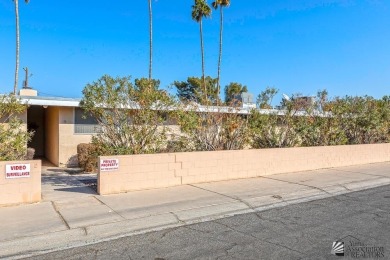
[5,164,31,179]
[100,159,119,171]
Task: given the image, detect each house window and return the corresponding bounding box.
[74,108,101,134]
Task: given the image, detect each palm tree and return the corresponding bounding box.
[212,0,230,103]
[192,0,211,102]
[148,0,153,84]
[13,0,30,95]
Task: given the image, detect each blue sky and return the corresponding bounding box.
[0,0,389,102]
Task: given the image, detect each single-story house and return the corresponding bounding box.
[11,88,259,167]
[5,88,316,167]
[16,88,95,167]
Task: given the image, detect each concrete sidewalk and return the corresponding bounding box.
[1,162,390,259]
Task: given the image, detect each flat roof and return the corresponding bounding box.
[17,95,257,114]
[12,95,329,117]
[19,95,81,107]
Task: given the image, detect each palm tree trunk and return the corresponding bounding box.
[14,0,20,95]
[148,0,153,83]
[200,18,207,102]
[217,6,223,104]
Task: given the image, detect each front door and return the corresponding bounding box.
[27,106,45,158]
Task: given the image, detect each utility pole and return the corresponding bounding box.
[23,67,31,89]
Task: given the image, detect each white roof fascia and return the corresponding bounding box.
[13,96,332,117]
[20,97,81,107]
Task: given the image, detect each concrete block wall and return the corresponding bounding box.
[0,160,41,206]
[98,154,181,195]
[98,143,390,195]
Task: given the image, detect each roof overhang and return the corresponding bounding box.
[19,96,81,107]
[6,95,331,117]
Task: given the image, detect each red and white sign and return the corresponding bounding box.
[5,164,31,179]
[100,159,119,171]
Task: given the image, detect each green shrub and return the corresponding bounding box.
[250,92,390,148]
[249,110,300,148]
[77,143,99,172]
[176,104,251,151]
[0,94,33,161]
[329,96,390,144]
[80,75,176,156]
[80,76,390,157]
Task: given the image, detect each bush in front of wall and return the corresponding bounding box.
[77,143,99,173]
[249,91,390,149]
[80,75,176,156]
[176,103,251,151]
[0,94,34,161]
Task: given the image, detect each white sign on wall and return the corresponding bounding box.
[5,164,31,179]
[100,159,119,171]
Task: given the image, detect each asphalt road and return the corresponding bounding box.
[27,185,390,260]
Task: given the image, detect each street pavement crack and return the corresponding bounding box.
[254,212,292,229]
[216,242,238,260]
[225,242,238,254]
[370,211,389,225]
[159,227,180,240]
[213,220,305,256]
[182,225,235,245]
[170,211,185,224]
[156,213,185,241]
[263,239,306,256]
[51,201,70,230]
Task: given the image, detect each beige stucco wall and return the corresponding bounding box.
[98,143,390,195]
[0,160,41,206]
[42,106,92,167]
[58,107,92,167]
[45,107,59,166]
